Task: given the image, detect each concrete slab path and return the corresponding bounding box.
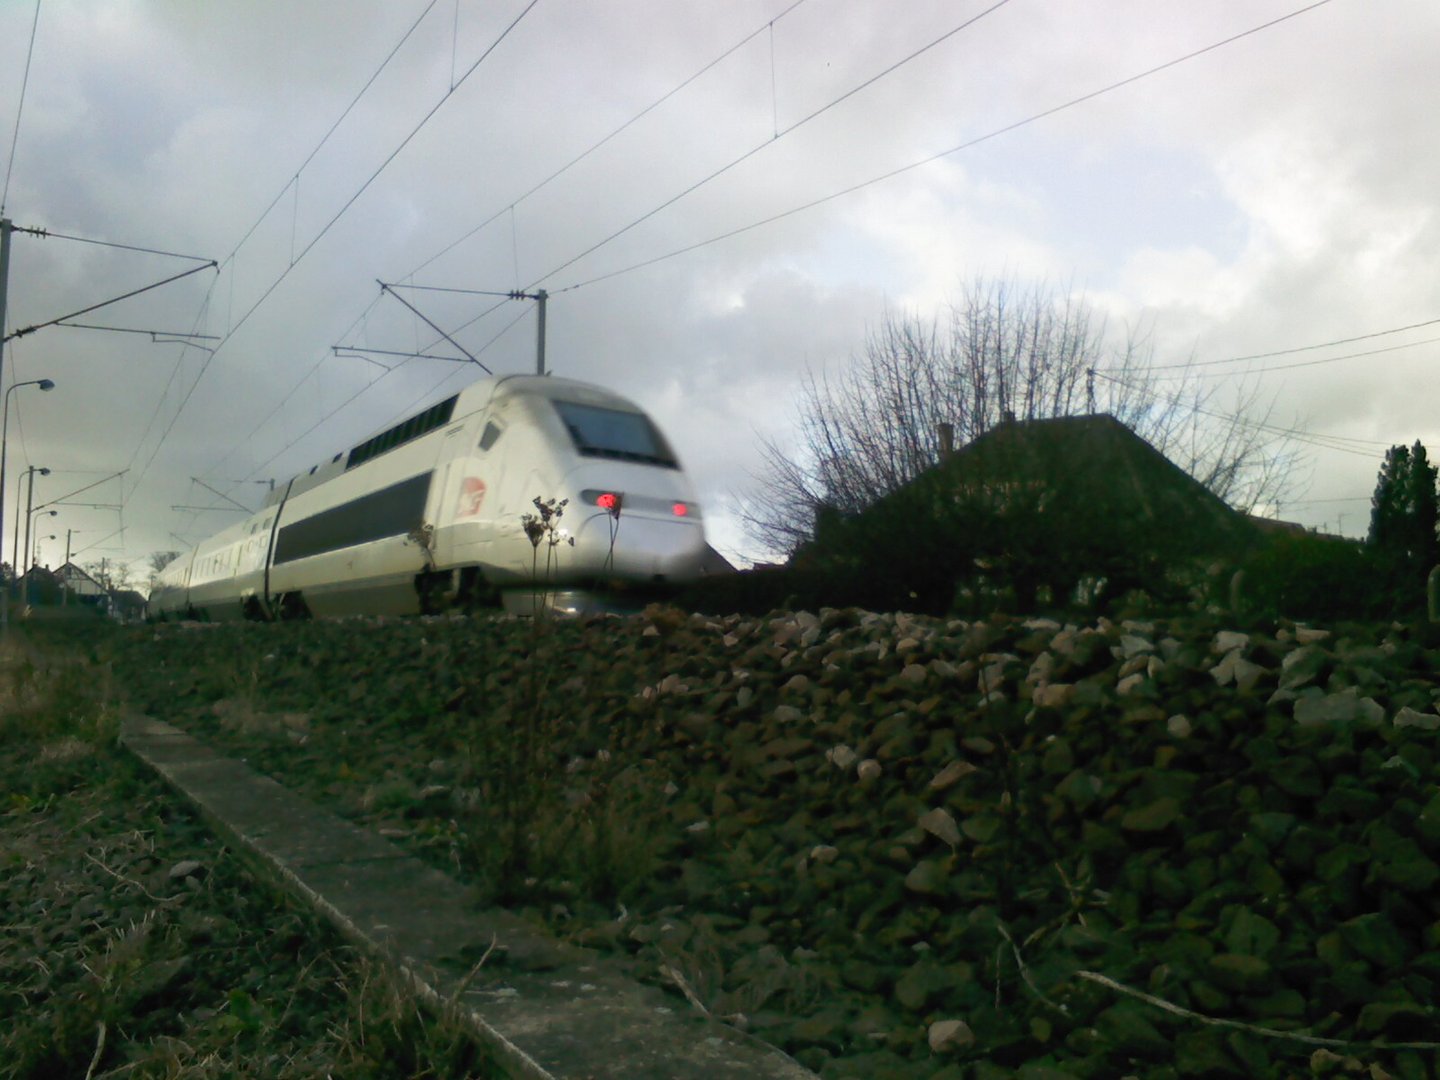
[121,715,817,1080]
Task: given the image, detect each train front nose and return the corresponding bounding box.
[570,491,707,583]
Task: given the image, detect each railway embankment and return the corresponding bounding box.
[100,608,1440,1079]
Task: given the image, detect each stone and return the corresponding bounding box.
[1211,649,1265,692]
[1167,714,1193,738]
[168,859,205,880]
[1119,634,1154,660]
[1095,1002,1171,1058]
[1121,797,1180,833]
[1206,952,1272,992]
[1340,912,1408,970]
[900,663,927,685]
[1213,630,1250,654]
[894,961,951,1010]
[827,744,858,770]
[904,859,948,895]
[1294,691,1381,728]
[1393,707,1440,730]
[856,759,882,782]
[1223,908,1280,957]
[1032,682,1075,708]
[927,1019,974,1053]
[918,808,961,848]
[927,760,978,789]
[1279,645,1327,691]
[960,814,1003,844]
[1116,672,1147,696]
[1417,791,1440,845]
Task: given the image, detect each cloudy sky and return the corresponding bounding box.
[0,0,1432,581]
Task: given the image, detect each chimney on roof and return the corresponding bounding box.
[938,422,954,458]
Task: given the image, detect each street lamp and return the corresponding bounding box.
[19,465,49,584]
[0,377,55,632]
[23,508,55,609]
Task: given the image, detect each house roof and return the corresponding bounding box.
[854,413,1257,558]
[56,562,102,586]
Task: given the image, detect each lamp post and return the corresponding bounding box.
[19,465,49,584]
[0,377,55,632]
[23,508,55,609]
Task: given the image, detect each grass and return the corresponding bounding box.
[0,626,502,1080]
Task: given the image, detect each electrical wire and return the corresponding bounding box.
[241,303,531,484]
[217,1,440,271]
[1147,316,1440,370]
[5,261,217,342]
[21,229,213,263]
[197,0,818,497]
[1092,368,1392,459]
[551,0,1336,293]
[125,0,444,504]
[127,0,540,501]
[1,0,41,216]
[408,0,812,281]
[1155,334,1440,381]
[534,0,1014,288]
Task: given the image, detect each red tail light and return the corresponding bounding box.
[597,492,619,511]
[672,502,689,517]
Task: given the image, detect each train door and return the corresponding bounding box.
[428,422,473,570]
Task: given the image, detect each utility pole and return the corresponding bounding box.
[0,218,12,633]
[508,288,548,375]
[62,528,71,606]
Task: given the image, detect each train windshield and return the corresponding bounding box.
[551,400,677,468]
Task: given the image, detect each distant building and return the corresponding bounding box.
[799,413,1261,610]
[56,562,106,600]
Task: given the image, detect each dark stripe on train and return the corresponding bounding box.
[272,472,432,566]
[347,396,457,470]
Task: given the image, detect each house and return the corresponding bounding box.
[56,562,107,601]
[16,565,61,606]
[108,589,148,621]
[802,413,1259,611]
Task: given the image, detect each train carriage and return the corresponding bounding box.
[150,375,708,619]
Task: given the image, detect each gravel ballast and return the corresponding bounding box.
[102,608,1440,1079]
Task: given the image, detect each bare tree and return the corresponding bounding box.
[746,279,1299,554]
[147,549,182,593]
[85,557,133,594]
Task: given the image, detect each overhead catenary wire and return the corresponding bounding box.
[215,0,440,273]
[5,261,218,343]
[54,322,219,347]
[197,0,819,497]
[408,0,812,281]
[1,0,41,215]
[550,0,1336,294]
[239,304,532,485]
[126,0,540,502]
[531,0,1015,289]
[19,229,213,264]
[1147,314,1440,370]
[1091,368,1391,460]
[1153,334,1440,381]
[187,0,1337,545]
[207,0,1335,511]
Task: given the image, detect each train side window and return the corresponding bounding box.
[479,422,503,451]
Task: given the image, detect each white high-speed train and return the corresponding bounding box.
[149,375,709,619]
